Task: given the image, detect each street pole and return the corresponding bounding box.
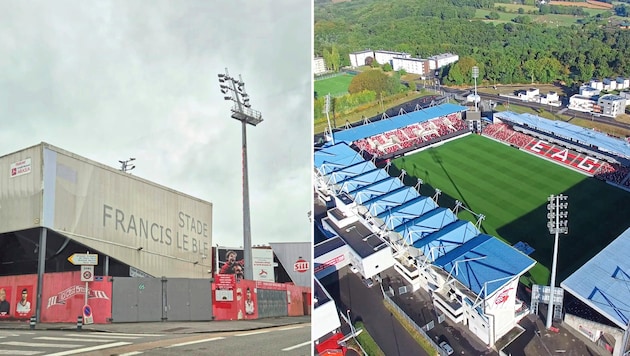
[546,194,568,329]
[218,69,263,281]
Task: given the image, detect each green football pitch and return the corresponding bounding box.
[393,134,630,286]
[314,73,354,98]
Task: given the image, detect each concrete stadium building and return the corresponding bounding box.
[0,142,213,280]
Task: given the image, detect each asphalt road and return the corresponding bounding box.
[321,269,429,356]
[0,324,311,356]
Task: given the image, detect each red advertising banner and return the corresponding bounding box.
[41,271,112,323]
[212,279,258,320]
[0,274,38,321]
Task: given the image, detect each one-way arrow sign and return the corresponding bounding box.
[67,253,98,266]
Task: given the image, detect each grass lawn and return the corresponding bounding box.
[393,134,630,285]
[314,73,354,98]
[354,321,385,356]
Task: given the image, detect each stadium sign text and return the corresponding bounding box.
[102,204,209,254]
[527,140,600,173]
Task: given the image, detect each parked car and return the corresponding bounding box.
[362,277,374,288]
[439,341,454,355]
[348,264,359,274]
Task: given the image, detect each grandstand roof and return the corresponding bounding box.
[395,207,457,245]
[324,161,377,185]
[434,234,536,297]
[332,103,467,144]
[377,196,439,230]
[362,186,420,217]
[334,169,389,192]
[496,111,630,159]
[314,143,365,173]
[561,227,630,330]
[350,177,404,204]
[413,219,478,260]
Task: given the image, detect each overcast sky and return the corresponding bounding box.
[0,1,312,248]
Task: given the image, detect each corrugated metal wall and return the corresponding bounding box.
[256,289,287,318]
[111,277,212,322]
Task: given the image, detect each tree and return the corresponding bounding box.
[382,62,393,72]
[330,45,341,72]
[348,69,391,95]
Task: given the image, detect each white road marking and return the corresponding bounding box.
[118,352,143,356]
[43,341,131,356]
[83,332,163,337]
[277,325,304,331]
[62,333,141,339]
[36,336,117,343]
[282,340,311,351]
[0,351,43,355]
[234,330,271,337]
[165,337,225,348]
[1,341,81,348]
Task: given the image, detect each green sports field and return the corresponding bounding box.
[393,134,630,286]
[314,73,354,98]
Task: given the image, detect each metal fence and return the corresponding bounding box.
[382,288,445,356]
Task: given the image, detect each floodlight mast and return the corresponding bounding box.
[472,66,479,112]
[546,194,568,330]
[218,68,263,281]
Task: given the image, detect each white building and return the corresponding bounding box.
[427,53,459,70]
[616,77,629,90]
[590,79,604,91]
[392,57,429,75]
[603,78,617,91]
[349,50,374,68]
[374,50,410,66]
[313,57,327,75]
[579,85,600,98]
[569,95,597,112]
[598,94,626,117]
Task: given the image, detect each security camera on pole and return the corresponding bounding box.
[546,194,568,329]
[218,68,263,281]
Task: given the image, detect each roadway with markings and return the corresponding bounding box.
[0,324,311,356]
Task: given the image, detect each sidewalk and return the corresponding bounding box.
[0,315,311,334]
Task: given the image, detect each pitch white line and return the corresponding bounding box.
[277,325,305,331]
[234,330,271,337]
[44,341,131,356]
[282,340,311,351]
[165,337,225,348]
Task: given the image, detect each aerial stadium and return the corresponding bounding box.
[313,101,630,354]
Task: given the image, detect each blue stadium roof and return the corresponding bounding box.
[413,219,479,260]
[377,196,439,230]
[434,234,536,297]
[325,161,377,185]
[332,103,467,144]
[334,169,390,192]
[363,186,420,216]
[351,177,405,204]
[561,227,630,330]
[496,111,630,159]
[314,143,364,173]
[395,207,457,245]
